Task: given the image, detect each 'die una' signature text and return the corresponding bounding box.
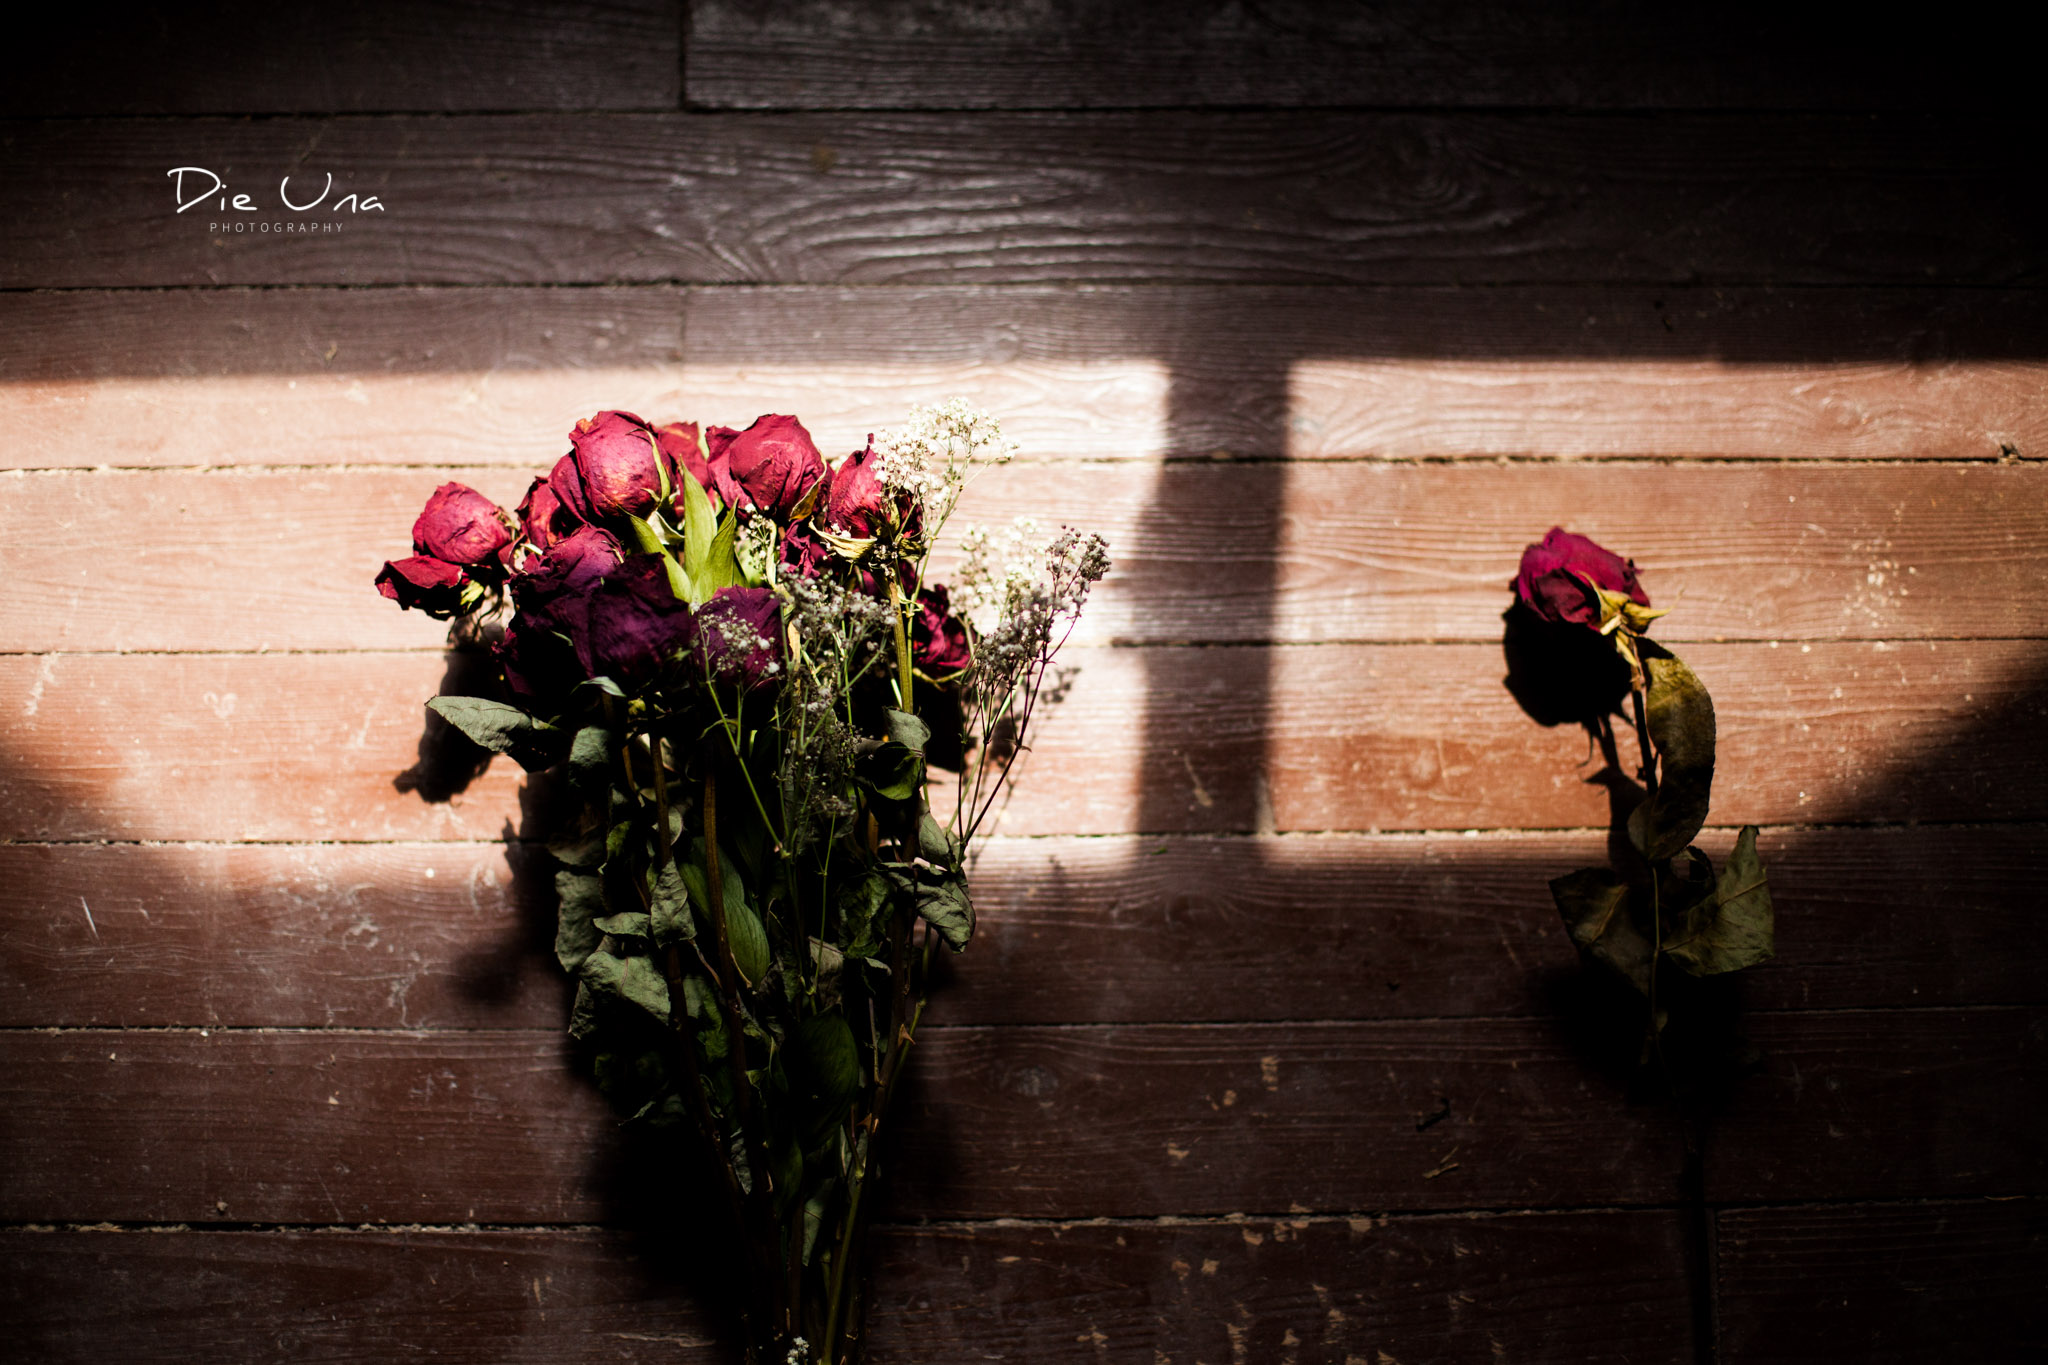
[168,166,387,215]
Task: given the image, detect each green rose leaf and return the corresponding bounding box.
[426,696,567,772]
[580,945,671,1023]
[837,872,891,961]
[554,870,606,973]
[1551,866,1652,996]
[725,898,771,986]
[567,725,614,790]
[884,708,931,754]
[918,811,963,871]
[1666,825,1776,976]
[593,909,651,938]
[1627,645,1717,862]
[651,860,695,946]
[858,743,924,802]
[885,864,974,952]
[792,1012,862,1109]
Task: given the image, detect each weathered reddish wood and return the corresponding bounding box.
[867,1212,1693,1364]
[1,114,2038,288]
[0,1030,615,1224]
[0,1228,727,1363]
[1715,1199,2048,1365]
[686,0,2028,115]
[1708,1009,2048,1202]
[3,642,2043,842]
[6,463,2045,652]
[0,842,565,1030]
[0,1022,1686,1222]
[2,826,2036,1030]
[0,1212,1691,1364]
[4,286,2040,469]
[6,2,681,114]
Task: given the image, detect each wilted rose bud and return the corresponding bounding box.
[515,474,577,553]
[569,410,675,520]
[821,440,888,536]
[689,586,783,691]
[1514,528,1650,631]
[511,525,623,643]
[712,414,826,520]
[579,553,693,688]
[412,483,514,570]
[779,523,835,581]
[655,420,742,511]
[375,554,473,617]
[912,584,973,680]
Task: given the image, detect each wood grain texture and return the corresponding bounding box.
[0,1228,725,1364]
[5,1,680,115]
[1709,1009,2048,1202]
[868,1213,1693,1364]
[1716,1199,2048,1364]
[4,826,2037,1030]
[687,0,2033,115]
[3,641,2042,842]
[2,114,2039,287]
[0,1212,1691,1364]
[6,286,2040,469]
[8,463,2045,652]
[4,1012,2033,1222]
[0,1022,1687,1223]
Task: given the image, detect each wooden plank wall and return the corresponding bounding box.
[2,3,2043,1360]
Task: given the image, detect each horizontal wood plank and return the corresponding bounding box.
[2,114,2038,288]
[0,1212,1692,1364]
[5,286,2039,469]
[7,463,2045,652]
[2,641,2042,841]
[1716,1199,2048,1365]
[687,0,2030,115]
[0,1228,725,1363]
[3,826,2037,1029]
[1709,1009,2048,1202]
[7,1,680,115]
[867,1212,1692,1364]
[4,1012,2033,1222]
[0,1022,1686,1222]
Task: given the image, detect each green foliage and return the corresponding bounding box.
[1550,867,1653,996]
[1626,646,1716,861]
[425,695,567,771]
[1666,825,1776,976]
[554,870,605,973]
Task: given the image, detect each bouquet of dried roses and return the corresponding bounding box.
[1508,529,1775,1052]
[376,402,1107,1365]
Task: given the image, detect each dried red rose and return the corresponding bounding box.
[712,414,826,520]
[375,554,472,617]
[569,410,675,520]
[579,553,693,687]
[1514,527,1650,631]
[412,483,514,570]
[912,584,973,680]
[689,586,783,692]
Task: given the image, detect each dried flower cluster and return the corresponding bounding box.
[374,402,1106,1365]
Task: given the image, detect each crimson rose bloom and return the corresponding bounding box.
[579,554,693,687]
[822,440,888,536]
[712,414,825,519]
[516,473,579,553]
[512,525,624,644]
[656,421,742,511]
[412,483,514,569]
[690,586,783,691]
[912,585,972,679]
[375,554,471,616]
[569,411,675,520]
[1514,527,1649,630]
